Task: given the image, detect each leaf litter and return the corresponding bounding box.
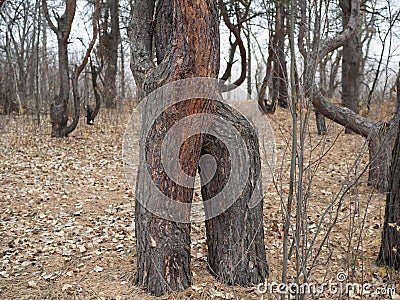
[0,104,399,299]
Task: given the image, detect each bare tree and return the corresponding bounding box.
[99,0,120,109]
[258,0,289,114]
[378,72,400,268]
[86,57,102,125]
[42,0,99,137]
[218,0,248,92]
[129,0,268,295]
[298,0,398,192]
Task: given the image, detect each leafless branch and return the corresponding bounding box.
[218,0,247,92]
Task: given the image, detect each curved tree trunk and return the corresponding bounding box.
[43,0,98,137]
[201,100,269,285]
[129,0,268,296]
[298,0,399,191]
[312,88,398,192]
[377,119,400,269]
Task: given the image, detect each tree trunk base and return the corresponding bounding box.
[315,110,327,135]
[50,102,68,137]
[135,204,192,296]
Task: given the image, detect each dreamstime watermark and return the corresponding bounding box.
[122,78,275,223]
[256,272,396,298]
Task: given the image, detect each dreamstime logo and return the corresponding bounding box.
[257,272,397,297]
[123,78,275,223]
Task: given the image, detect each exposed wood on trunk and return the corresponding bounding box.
[129,0,268,295]
[129,0,218,295]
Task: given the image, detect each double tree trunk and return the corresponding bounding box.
[129,0,268,296]
[378,119,400,269]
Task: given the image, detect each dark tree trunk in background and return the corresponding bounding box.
[258,0,288,113]
[102,0,120,109]
[246,27,252,97]
[86,59,101,125]
[340,0,361,134]
[272,1,288,109]
[378,119,400,269]
[51,32,70,135]
[129,0,268,295]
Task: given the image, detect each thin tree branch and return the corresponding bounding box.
[63,0,99,137]
[41,0,57,33]
[63,0,76,44]
[218,0,247,92]
[317,0,360,60]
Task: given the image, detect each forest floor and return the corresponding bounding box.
[1,100,400,300]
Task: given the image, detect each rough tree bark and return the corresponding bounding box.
[129,0,268,296]
[377,118,400,269]
[340,0,362,134]
[101,0,120,109]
